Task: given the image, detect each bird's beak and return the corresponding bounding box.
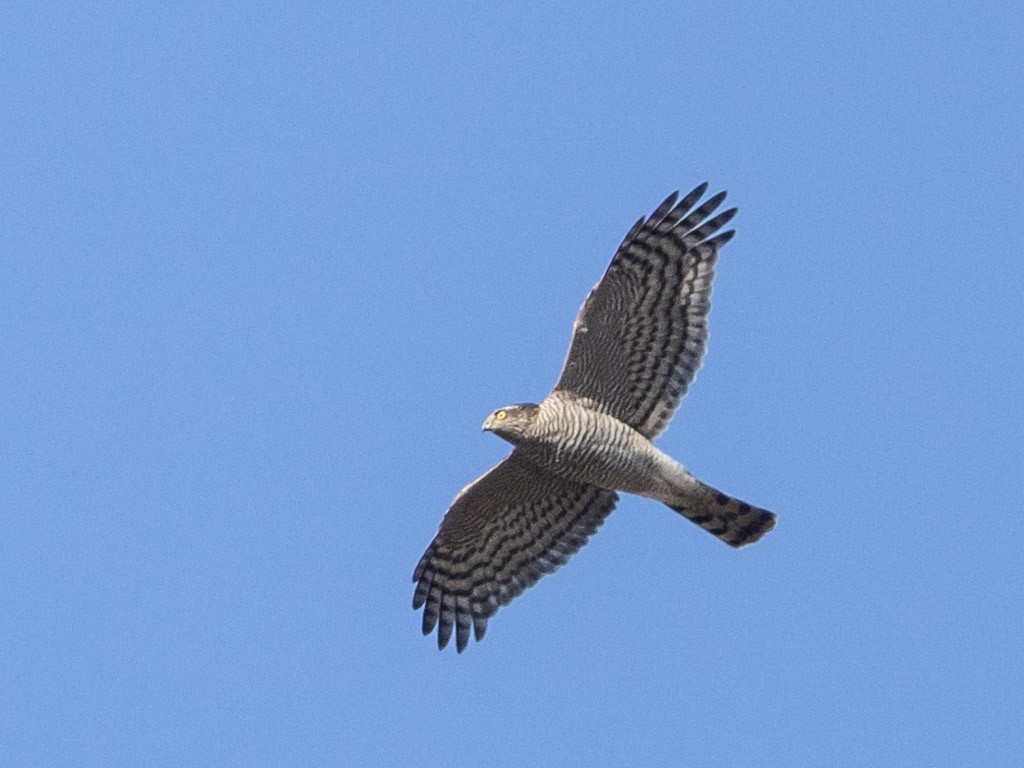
[481,415,493,432]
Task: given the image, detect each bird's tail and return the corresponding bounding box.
[667,480,776,548]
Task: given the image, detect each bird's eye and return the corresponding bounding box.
[495,410,507,421]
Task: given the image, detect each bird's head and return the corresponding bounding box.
[482,403,539,445]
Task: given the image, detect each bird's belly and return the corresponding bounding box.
[523,408,667,495]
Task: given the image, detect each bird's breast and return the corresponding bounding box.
[521,396,661,493]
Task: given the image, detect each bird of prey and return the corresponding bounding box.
[413,184,776,652]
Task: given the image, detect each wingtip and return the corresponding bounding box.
[676,182,711,213]
[716,229,737,247]
[705,189,728,209]
[437,625,452,650]
[655,190,680,212]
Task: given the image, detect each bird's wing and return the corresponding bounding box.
[413,451,618,652]
[553,184,736,438]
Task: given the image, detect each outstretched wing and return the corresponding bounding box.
[413,451,618,652]
[554,184,736,438]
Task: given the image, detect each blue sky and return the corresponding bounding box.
[3,3,1022,766]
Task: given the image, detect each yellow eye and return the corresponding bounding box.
[495,410,507,421]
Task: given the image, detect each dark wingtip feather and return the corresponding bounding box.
[412,578,428,610]
[681,181,710,208]
[454,598,472,653]
[647,191,680,227]
[473,616,488,642]
[668,183,711,223]
[686,207,739,245]
[700,190,728,214]
[706,229,736,250]
[436,619,452,650]
[716,207,739,227]
[421,605,437,636]
[616,215,648,252]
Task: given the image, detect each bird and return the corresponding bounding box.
[413,183,776,652]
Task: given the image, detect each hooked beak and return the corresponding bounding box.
[481,415,494,432]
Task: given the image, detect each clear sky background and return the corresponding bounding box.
[3,3,1022,766]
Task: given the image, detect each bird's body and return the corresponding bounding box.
[414,184,778,652]
[509,393,680,499]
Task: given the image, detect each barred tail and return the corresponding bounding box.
[667,481,776,548]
